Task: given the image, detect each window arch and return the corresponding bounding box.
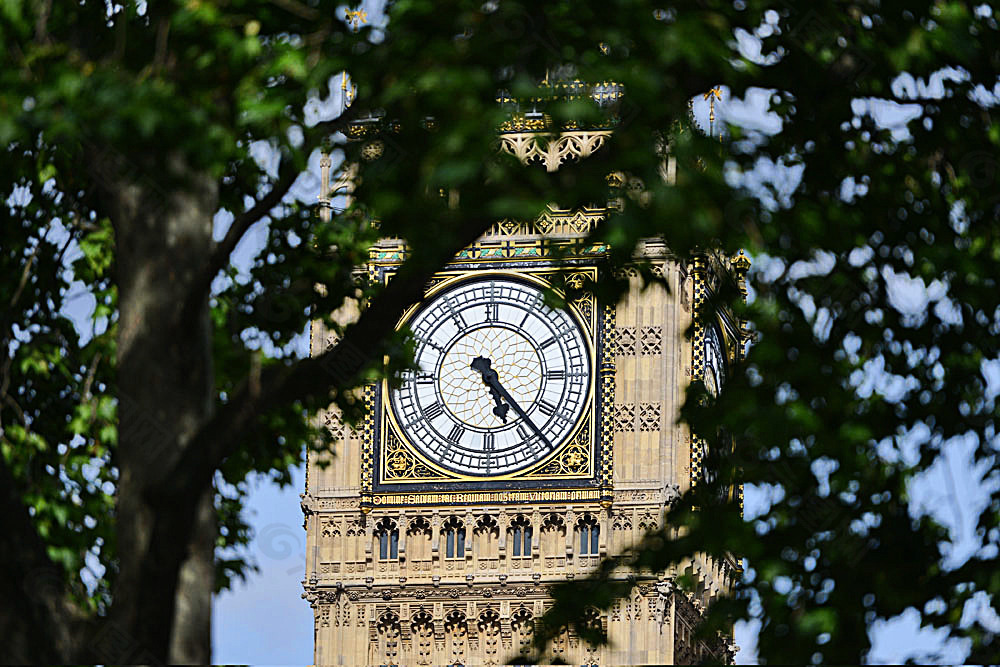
[345,519,365,562]
[511,607,534,656]
[375,518,399,561]
[508,515,533,558]
[477,609,501,664]
[407,517,432,561]
[576,513,600,556]
[442,516,466,559]
[444,609,468,666]
[540,514,565,556]
[375,610,401,665]
[474,515,499,557]
[581,606,603,643]
[411,610,434,666]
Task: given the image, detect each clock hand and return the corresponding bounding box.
[470,356,553,450]
[470,356,510,422]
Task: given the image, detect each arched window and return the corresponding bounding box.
[509,515,533,557]
[442,516,465,559]
[375,518,399,560]
[577,514,600,556]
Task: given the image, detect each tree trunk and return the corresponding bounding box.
[169,488,216,664]
[109,153,218,663]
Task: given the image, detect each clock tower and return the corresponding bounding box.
[301,92,746,665]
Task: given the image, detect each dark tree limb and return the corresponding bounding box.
[153,212,495,501]
[180,105,364,329]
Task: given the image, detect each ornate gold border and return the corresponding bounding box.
[377,267,601,485]
[371,487,601,507]
[368,238,609,270]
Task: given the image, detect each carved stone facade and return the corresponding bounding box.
[304,123,742,664]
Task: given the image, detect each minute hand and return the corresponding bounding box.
[482,374,553,451]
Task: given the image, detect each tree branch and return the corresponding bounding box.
[179,103,364,329]
[155,212,496,503]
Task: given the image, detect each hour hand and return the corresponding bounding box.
[470,356,510,422]
[470,357,552,451]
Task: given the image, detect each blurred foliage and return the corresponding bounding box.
[525,2,1000,665]
[1,0,999,662]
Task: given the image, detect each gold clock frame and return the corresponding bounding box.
[377,266,599,487]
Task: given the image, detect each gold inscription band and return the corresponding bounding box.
[371,488,600,506]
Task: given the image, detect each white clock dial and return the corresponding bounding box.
[390,276,592,476]
[704,323,726,397]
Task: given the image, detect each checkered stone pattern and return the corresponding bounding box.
[690,435,707,485]
[639,326,662,356]
[689,255,709,489]
[638,402,661,432]
[613,403,636,433]
[361,384,375,495]
[599,304,617,488]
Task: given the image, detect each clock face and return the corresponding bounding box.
[390,276,592,476]
[704,323,726,398]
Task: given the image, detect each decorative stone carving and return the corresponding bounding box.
[638,402,661,432]
[610,326,636,356]
[639,325,662,355]
[478,609,502,665]
[498,130,611,172]
[613,403,636,433]
[411,610,434,665]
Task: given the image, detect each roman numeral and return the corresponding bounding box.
[423,402,444,420]
[538,399,557,416]
[540,337,556,349]
[483,432,495,451]
[422,339,444,352]
[447,423,465,443]
[546,369,565,380]
[515,422,531,441]
[446,297,467,327]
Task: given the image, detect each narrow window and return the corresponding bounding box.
[376,519,399,561]
[443,517,465,559]
[578,517,600,555]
